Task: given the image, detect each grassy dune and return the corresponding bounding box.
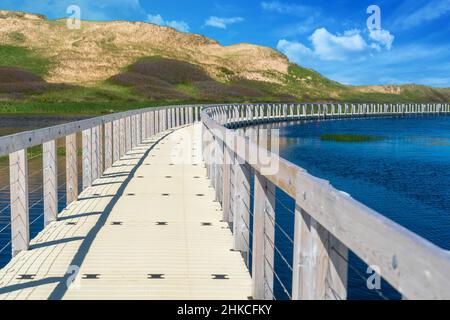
[0,42,449,116]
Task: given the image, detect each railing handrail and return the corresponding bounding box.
[1,101,449,300]
[200,102,450,300]
[1,102,447,158]
[0,104,211,158]
[0,104,201,260]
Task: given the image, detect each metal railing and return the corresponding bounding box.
[201,102,450,300]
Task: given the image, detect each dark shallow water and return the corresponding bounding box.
[256,115,450,299]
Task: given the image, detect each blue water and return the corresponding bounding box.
[262,115,450,300]
[1,115,449,299]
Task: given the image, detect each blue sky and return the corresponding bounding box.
[2,0,450,87]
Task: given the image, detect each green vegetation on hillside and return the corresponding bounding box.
[0,9,449,117]
[0,50,448,116]
[0,45,51,76]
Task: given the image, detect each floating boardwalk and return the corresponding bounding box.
[1,103,450,300]
[0,124,251,300]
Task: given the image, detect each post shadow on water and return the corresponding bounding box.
[0,131,172,299]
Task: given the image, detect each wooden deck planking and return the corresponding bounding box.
[0,124,251,300]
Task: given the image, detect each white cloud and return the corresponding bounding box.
[396,0,450,29]
[369,29,395,50]
[166,20,190,33]
[147,14,164,25]
[277,39,314,65]
[310,28,367,61]
[277,26,396,64]
[204,16,244,29]
[261,1,317,17]
[147,13,190,32]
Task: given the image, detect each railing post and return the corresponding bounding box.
[113,120,120,162]
[160,109,164,130]
[43,140,58,226]
[203,124,211,178]
[91,126,100,180]
[104,122,113,169]
[99,125,104,174]
[66,133,78,205]
[210,134,216,188]
[9,149,29,256]
[142,113,148,139]
[82,129,92,189]
[154,111,158,134]
[126,116,132,152]
[222,134,233,222]
[120,118,126,157]
[150,111,155,136]
[292,182,348,300]
[162,109,167,130]
[164,109,168,130]
[214,136,223,202]
[252,171,276,300]
[233,155,251,265]
[131,115,137,148]
[137,114,142,145]
[189,106,193,124]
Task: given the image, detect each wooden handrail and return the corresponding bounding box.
[201,102,450,300]
[0,102,449,300]
[0,105,202,260]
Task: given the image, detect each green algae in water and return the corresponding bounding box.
[320,134,385,143]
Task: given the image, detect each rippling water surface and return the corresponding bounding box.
[262,115,450,299]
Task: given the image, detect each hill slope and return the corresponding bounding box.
[0,9,449,113]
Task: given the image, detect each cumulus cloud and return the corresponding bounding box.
[369,29,395,50]
[276,39,314,65]
[204,16,244,29]
[147,13,190,32]
[277,26,396,64]
[310,28,367,60]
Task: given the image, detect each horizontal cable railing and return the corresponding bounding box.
[0,101,449,298]
[201,102,450,300]
[0,105,201,266]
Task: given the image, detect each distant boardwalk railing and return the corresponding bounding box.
[201,102,450,300]
[0,102,449,300]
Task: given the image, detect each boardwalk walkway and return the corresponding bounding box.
[0,124,251,300]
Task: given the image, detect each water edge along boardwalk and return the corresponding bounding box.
[0,103,450,300]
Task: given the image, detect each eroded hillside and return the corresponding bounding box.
[0,10,288,85]
[0,9,448,111]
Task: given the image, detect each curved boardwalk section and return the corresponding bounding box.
[0,124,251,300]
[1,103,449,300]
